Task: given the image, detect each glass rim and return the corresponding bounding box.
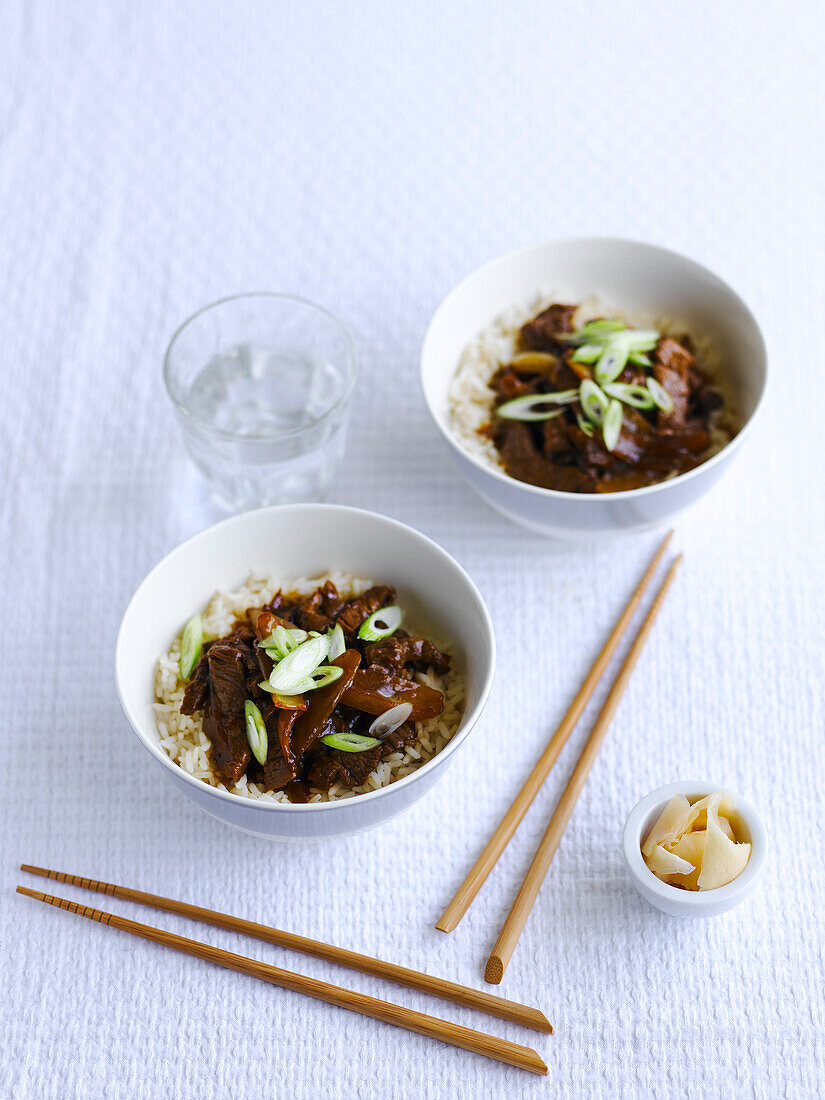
[163,292,358,443]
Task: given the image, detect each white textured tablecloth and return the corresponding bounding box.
[2,3,823,1097]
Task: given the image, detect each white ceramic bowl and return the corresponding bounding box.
[622,781,768,917]
[420,238,768,540]
[116,504,495,839]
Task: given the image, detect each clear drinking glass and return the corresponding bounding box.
[164,293,358,511]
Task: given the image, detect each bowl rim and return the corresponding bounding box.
[115,502,496,813]
[622,780,768,908]
[420,235,769,502]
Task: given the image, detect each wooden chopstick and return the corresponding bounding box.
[16,887,547,1076]
[19,865,550,1034]
[436,530,673,934]
[484,554,682,984]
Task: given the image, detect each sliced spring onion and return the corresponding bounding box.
[627,351,651,367]
[309,664,344,689]
[320,732,381,753]
[260,624,308,661]
[179,614,203,681]
[569,343,603,365]
[575,410,595,438]
[620,329,659,351]
[560,318,626,343]
[496,391,579,420]
[577,318,627,336]
[266,633,329,692]
[358,605,402,642]
[579,379,610,426]
[368,702,413,739]
[647,376,675,414]
[259,677,316,696]
[602,398,624,451]
[603,382,656,409]
[509,351,557,370]
[327,623,345,661]
[244,700,268,766]
[593,339,630,385]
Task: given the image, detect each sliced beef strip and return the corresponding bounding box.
[644,427,711,465]
[260,709,299,789]
[227,621,257,646]
[656,335,694,374]
[567,422,612,473]
[495,419,594,492]
[542,414,571,458]
[547,356,582,390]
[692,384,723,416]
[365,636,451,675]
[612,407,654,466]
[305,742,384,789]
[381,720,417,754]
[181,652,210,713]
[201,639,256,783]
[491,367,535,402]
[617,362,648,387]
[289,649,362,758]
[292,580,345,633]
[519,303,577,349]
[307,713,417,790]
[341,667,444,720]
[336,585,396,638]
[653,336,693,429]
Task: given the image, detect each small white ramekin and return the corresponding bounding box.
[622,781,767,918]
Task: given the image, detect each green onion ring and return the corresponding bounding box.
[179,614,203,681]
[579,379,610,426]
[309,665,344,689]
[326,623,345,660]
[244,700,268,766]
[603,382,656,410]
[594,339,630,386]
[647,376,675,414]
[570,343,603,365]
[602,398,624,451]
[358,605,402,642]
[575,410,595,438]
[266,633,330,691]
[496,391,579,421]
[320,732,381,753]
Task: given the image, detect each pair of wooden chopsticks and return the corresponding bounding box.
[435,531,680,984]
[17,867,549,1076]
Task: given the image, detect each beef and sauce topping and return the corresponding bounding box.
[175,581,451,802]
[483,303,729,494]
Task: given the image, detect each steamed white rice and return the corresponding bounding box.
[153,571,465,803]
[448,292,737,475]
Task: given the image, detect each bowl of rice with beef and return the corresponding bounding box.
[420,238,767,539]
[116,504,495,839]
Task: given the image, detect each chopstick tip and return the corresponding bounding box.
[535,1012,554,1034]
[484,955,504,985]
